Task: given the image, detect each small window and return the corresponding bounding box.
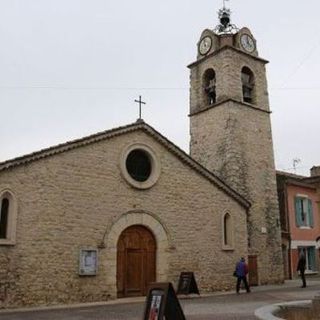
[120,144,161,189]
[222,212,234,250]
[241,67,254,104]
[0,198,9,238]
[0,190,17,245]
[295,196,313,228]
[203,69,216,105]
[126,149,152,182]
[223,213,231,246]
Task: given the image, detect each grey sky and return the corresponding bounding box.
[0,0,319,175]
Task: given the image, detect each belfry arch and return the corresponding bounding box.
[241,66,255,104]
[203,68,216,105]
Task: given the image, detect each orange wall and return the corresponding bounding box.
[287,185,320,241]
[292,249,299,274]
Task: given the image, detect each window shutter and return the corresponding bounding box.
[308,199,314,227]
[295,197,303,227]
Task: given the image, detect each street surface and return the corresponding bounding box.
[0,279,319,320]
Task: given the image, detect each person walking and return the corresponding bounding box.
[235,257,250,294]
[297,251,307,288]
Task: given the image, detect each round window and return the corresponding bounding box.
[126,149,152,182]
[120,144,161,189]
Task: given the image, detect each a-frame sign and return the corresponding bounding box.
[143,282,186,320]
[177,272,200,295]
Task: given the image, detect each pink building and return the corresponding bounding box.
[277,166,320,279]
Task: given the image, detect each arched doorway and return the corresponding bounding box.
[117,225,156,297]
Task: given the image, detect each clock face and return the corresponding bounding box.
[199,36,212,55]
[240,34,255,53]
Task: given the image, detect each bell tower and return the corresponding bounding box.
[188,6,284,284]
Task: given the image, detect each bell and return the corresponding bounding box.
[220,12,230,28]
[243,87,252,100]
[244,91,251,99]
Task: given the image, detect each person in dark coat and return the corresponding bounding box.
[235,257,250,293]
[297,251,307,288]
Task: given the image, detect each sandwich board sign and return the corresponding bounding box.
[177,272,200,295]
[143,282,186,320]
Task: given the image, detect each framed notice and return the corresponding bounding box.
[79,249,98,276]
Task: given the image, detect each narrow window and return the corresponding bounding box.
[295,197,303,226]
[0,198,9,239]
[307,199,314,227]
[295,196,313,228]
[0,191,17,245]
[223,213,232,246]
[241,67,254,104]
[203,69,216,105]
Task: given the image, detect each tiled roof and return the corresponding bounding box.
[276,170,306,179]
[276,170,318,189]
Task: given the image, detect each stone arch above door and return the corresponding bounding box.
[104,211,170,297]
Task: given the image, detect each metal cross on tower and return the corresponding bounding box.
[215,0,238,34]
[134,95,146,120]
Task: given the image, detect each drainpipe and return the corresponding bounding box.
[284,180,293,279]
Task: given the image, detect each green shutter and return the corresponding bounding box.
[308,199,314,227]
[295,197,303,227]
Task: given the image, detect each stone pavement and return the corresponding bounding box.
[0,279,320,320]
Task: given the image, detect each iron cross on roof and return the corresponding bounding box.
[134,95,146,120]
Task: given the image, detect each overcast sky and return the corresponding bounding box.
[0,0,319,176]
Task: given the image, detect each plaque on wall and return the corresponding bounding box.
[79,249,98,276]
[143,282,186,320]
[177,272,200,295]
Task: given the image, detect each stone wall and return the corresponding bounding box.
[190,100,283,284]
[189,47,270,116]
[189,44,284,284]
[0,130,248,308]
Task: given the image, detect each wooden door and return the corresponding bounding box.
[248,255,259,286]
[117,225,156,297]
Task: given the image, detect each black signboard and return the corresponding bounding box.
[177,272,200,295]
[143,282,186,320]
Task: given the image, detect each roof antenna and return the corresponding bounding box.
[293,158,301,174]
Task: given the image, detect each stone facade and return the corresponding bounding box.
[0,123,249,308]
[0,14,286,308]
[189,28,284,284]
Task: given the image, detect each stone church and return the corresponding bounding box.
[0,7,283,308]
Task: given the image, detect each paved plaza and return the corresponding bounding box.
[0,279,319,320]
